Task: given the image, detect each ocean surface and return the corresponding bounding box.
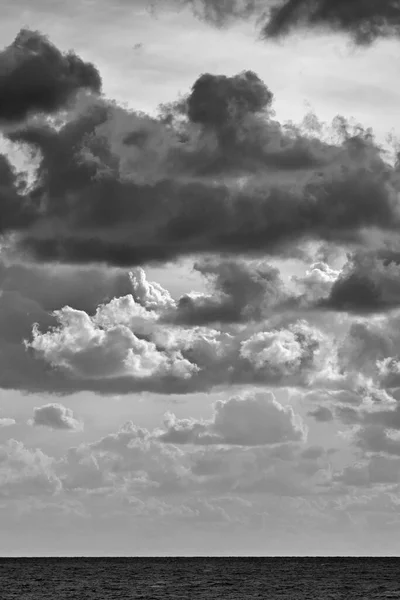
[1,557,400,599]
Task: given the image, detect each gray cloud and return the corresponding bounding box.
[321,252,400,314]
[307,406,333,422]
[187,70,273,130]
[169,258,294,325]
[334,400,400,435]
[158,0,263,28]
[263,0,400,46]
[0,259,133,314]
[0,253,333,396]
[1,67,397,268]
[0,418,16,427]
[169,0,400,46]
[30,403,83,431]
[356,424,400,456]
[0,29,101,123]
[21,304,328,394]
[1,27,400,415]
[335,455,400,487]
[337,317,396,381]
[0,439,61,498]
[57,418,334,502]
[158,391,307,446]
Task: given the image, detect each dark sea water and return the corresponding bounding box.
[1,557,400,599]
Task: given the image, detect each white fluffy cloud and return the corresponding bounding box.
[239,320,323,384]
[27,305,197,382]
[0,418,15,427]
[294,261,340,301]
[130,268,175,311]
[17,279,336,394]
[30,403,83,431]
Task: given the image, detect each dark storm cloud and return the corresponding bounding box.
[0,153,34,231]
[263,0,400,46]
[169,0,400,46]
[2,78,399,267]
[169,257,294,325]
[0,29,101,123]
[321,251,400,314]
[161,72,340,175]
[186,70,273,129]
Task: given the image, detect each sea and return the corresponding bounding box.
[1,557,400,599]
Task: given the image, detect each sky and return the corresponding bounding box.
[3,0,400,556]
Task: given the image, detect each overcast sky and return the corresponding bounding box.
[2,0,400,556]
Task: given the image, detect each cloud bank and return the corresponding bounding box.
[1,35,398,269]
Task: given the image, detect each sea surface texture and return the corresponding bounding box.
[1,557,400,599]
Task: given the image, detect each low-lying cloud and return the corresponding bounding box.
[158,391,307,446]
[30,403,83,431]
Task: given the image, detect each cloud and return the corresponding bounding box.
[239,319,326,384]
[263,0,400,46]
[335,309,400,395]
[2,17,400,550]
[307,406,333,422]
[334,399,400,435]
[30,403,83,431]
[56,415,329,503]
[335,455,400,487]
[62,421,189,494]
[0,439,61,498]
[1,66,398,267]
[0,260,335,394]
[356,424,400,456]
[0,29,101,123]
[0,28,398,416]
[337,316,397,380]
[130,268,175,311]
[0,420,391,532]
[321,252,400,314]
[186,442,330,497]
[0,418,15,427]
[26,303,197,385]
[0,255,337,395]
[169,258,294,325]
[186,70,273,131]
[17,296,330,393]
[294,261,340,303]
[156,0,263,28]
[0,259,134,314]
[158,391,307,445]
[163,1,400,46]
